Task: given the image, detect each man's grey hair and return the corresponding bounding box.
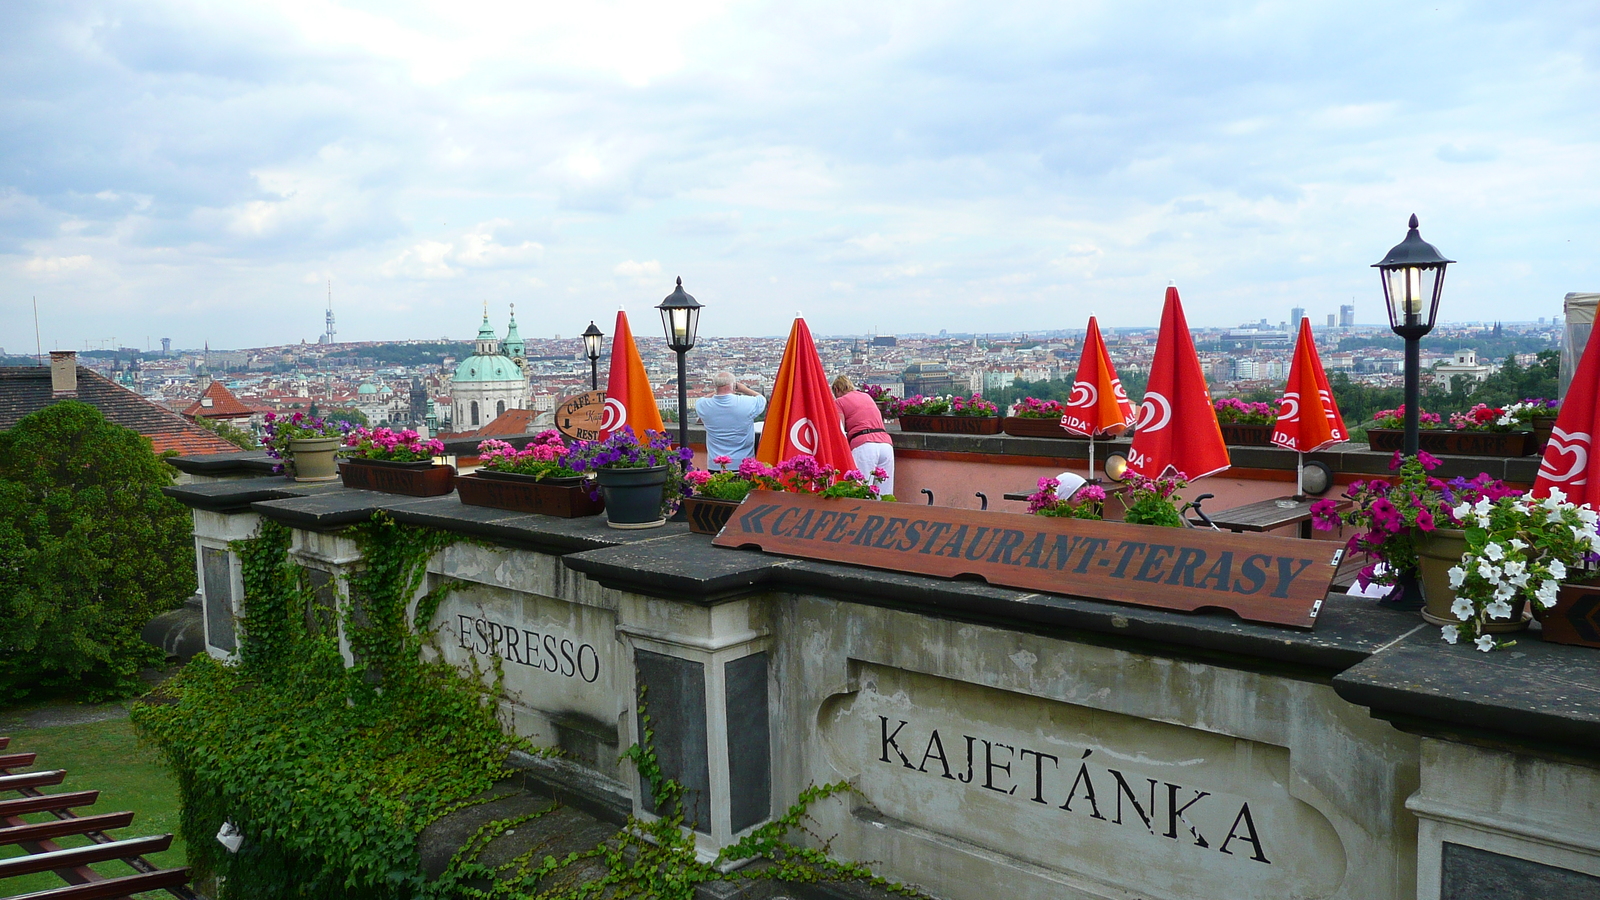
[713,371,736,390]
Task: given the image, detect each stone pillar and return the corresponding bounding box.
[287,530,363,667]
[1408,738,1600,899]
[615,591,773,858]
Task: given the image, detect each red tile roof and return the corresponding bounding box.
[439,408,539,440]
[181,381,270,420]
[0,366,243,456]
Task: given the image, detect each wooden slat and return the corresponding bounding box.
[6,868,191,900]
[0,833,172,877]
[0,811,136,846]
[0,751,39,769]
[0,790,99,817]
[0,736,10,750]
[0,769,67,791]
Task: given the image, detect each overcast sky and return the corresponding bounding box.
[3,1,1597,351]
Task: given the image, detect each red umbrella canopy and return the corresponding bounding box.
[755,317,855,473]
[1534,319,1600,503]
[1272,317,1349,452]
[598,310,665,441]
[1127,284,1230,480]
[1061,315,1136,437]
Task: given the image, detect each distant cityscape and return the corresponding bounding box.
[6,301,1565,439]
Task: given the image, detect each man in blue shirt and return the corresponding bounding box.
[695,371,766,470]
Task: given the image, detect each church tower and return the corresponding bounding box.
[450,303,528,431]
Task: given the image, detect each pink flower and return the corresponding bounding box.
[713,455,733,466]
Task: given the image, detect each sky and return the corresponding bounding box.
[3,1,1598,351]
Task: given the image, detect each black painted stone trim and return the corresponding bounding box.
[166,450,278,476]
[162,475,338,512]
[1332,629,1600,755]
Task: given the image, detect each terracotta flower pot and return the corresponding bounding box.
[1534,581,1600,647]
[287,437,341,482]
[456,471,603,517]
[898,414,1002,435]
[1218,422,1274,446]
[684,496,743,535]
[1002,417,1072,438]
[339,459,456,496]
[1365,428,1533,457]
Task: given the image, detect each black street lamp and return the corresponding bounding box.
[1374,214,1453,456]
[582,321,605,390]
[656,277,702,451]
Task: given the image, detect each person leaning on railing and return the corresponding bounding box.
[831,374,895,497]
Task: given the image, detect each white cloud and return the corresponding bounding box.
[2,0,1598,345]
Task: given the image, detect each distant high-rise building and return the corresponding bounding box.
[160,337,171,355]
[1326,313,1336,328]
[1290,307,1306,332]
[1339,304,1355,327]
[319,280,336,345]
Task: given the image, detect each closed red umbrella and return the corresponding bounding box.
[1060,315,1136,480]
[1128,284,1230,480]
[756,317,855,473]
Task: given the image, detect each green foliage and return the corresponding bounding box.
[323,407,372,427]
[428,684,926,900]
[136,515,918,899]
[194,414,259,450]
[0,401,194,704]
[132,515,513,899]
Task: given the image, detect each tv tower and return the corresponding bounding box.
[320,280,336,344]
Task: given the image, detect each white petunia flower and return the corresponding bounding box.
[1536,579,1560,608]
[1550,487,1568,504]
[1451,597,1475,621]
[1509,538,1528,550]
[1477,560,1499,581]
[1475,497,1493,516]
[1475,635,1496,652]
[1484,542,1505,561]
[1579,507,1598,526]
[1493,583,1516,603]
[1486,599,1513,620]
[1550,560,1567,581]
[1441,626,1459,644]
[1448,566,1466,588]
[1453,502,1472,521]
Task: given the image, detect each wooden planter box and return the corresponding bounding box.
[1532,415,1558,453]
[899,414,1002,435]
[1002,416,1072,438]
[1219,422,1274,446]
[339,458,456,496]
[1536,582,1600,647]
[456,471,603,518]
[1366,428,1534,457]
[684,496,743,535]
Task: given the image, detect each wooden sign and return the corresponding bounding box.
[555,391,606,441]
[712,491,1336,629]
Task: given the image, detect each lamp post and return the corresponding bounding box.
[656,277,702,452]
[1374,214,1453,456]
[582,321,604,390]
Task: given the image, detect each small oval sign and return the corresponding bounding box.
[556,390,607,441]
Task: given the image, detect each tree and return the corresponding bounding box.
[0,402,196,703]
[321,407,369,427]
[194,415,257,450]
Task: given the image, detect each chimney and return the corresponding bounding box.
[50,351,78,398]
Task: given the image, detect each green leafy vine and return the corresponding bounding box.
[136,513,919,899]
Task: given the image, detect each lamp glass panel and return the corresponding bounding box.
[583,333,602,359]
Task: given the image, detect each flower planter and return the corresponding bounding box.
[1218,422,1274,446]
[1415,528,1528,633]
[1532,415,1559,453]
[595,465,668,528]
[287,437,341,482]
[684,496,743,535]
[1002,417,1073,438]
[1534,581,1600,647]
[339,458,456,497]
[876,400,895,420]
[456,471,602,517]
[1365,428,1534,457]
[898,415,1002,435]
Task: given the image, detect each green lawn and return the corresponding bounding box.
[1,714,187,898]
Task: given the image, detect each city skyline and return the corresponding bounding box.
[5,2,1597,349]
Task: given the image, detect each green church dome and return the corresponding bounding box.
[453,307,524,383]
